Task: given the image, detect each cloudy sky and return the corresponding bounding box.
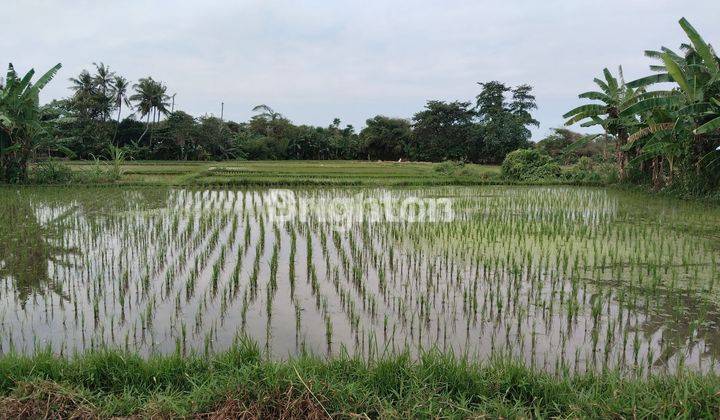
[4,1,720,139]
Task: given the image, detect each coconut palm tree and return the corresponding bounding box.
[111,75,131,145]
[92,62,114,121]
[130,77,170,144]
[252,104,282,121]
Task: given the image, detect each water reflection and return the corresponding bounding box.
[0,186,717,376]
[0,193,76,307]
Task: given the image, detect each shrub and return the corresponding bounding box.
[434,160,465,175]
[564,158,618,184]
[30,160,76,184]
[501,149,560,181]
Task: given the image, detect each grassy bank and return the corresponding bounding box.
[1,343,718,418]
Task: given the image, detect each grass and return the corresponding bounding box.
[60,160,503,186]
[1,341,719,418]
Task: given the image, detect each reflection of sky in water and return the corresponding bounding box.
[0,186,718,376]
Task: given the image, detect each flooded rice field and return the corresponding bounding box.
[0,186,719,375]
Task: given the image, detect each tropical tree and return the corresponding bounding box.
[111,75,130,145]
[621,18,720,188]
[252,104,282,121]
[563,67,640,178]
[92,62,114,121]
[360,115,412,161]
[130,77,170,144]
[476,82,538,163]
[0,63,63,182]
[411,100,476,162]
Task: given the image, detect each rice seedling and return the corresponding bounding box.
[0,185,717,377]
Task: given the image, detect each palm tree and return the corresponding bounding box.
[111,75,131,145]
[129,77,170,144]
[252,104,283,137]
[0,62,63,182]
[563,67,639,178]
[252,104,282,121]
[92,62,114,121]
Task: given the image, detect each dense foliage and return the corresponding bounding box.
[501,149,560,180]
[565,18,720,194]
[0,63,64,182]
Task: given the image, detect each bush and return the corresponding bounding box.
[434,160,465,175]
[564,158,618,184]
[501,149,560,181]
[30,160,76,184]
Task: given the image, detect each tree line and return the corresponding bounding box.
[1,60,538,181]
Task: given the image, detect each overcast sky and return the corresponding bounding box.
[3,1,720,139]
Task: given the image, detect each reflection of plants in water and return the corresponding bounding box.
[632,288,720,367]
[0,192,77,307]
[589,276,720,368]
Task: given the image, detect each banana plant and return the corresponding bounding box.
[623,18,720,179]
[563,67,638,178]
[0,63,63,182]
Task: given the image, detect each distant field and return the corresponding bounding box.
[65,160,502,186]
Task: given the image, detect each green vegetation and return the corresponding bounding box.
[1,343,719,418]
[501,149,560,181]
[2,186,718,366]
[8,68,538,172]
[0,63,64,183]
[564,18,720,194]
[2,15,720,419]
[29,160,500,186]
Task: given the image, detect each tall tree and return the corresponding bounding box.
[360,116,412,161]
[411,100,476,162]
[111,75,130,146]
[130,77,170,144]
[476,81,537,163]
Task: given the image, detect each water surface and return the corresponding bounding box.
[1,186,718,375]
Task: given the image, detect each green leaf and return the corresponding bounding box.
[621,96,680,116]
[621,90,673,108]
[694,116,720,134]
[28,63,62,98]
[677,103,712,117]
[593,78,610,93]
[563,104,606,119]
[661,53,692,95]
[626,73,672,88]
[578,91,611,102]
[603,68,618,96]
[679,18,720,76]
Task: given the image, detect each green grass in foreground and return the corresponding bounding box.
[1,342,718,418]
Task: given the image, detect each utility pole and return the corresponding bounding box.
[220,102,224,121]
[171,94,176,112]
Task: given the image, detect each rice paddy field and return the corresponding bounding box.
[2,184,719,376]
[64,160,501,186]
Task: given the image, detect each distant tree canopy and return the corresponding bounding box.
[535,128,614,164]
[3,58,541,174]
[360,116,412,161]
[410,100,477,162]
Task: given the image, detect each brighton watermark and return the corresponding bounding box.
[265,189,454,231]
